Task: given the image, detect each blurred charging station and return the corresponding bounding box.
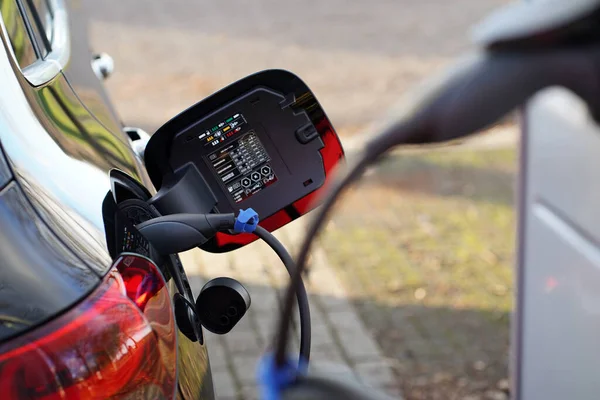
[516,87,600,399]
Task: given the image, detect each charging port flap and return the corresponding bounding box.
[144,69,345,253]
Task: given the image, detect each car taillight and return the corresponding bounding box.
[0,254,177,399]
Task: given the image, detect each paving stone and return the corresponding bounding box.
[312,363,356,379]
[308,303,328,325]
[247,288,280,313]
[252,311,276,349]
[223,327,263,356]
[210,367,238,399]
[239,384,260,400]
[310,322,337,348]
[328,310,383,362]
[310,345,355,377]
[327,308,375,338]
[231,354,261,386]
[354,359,399,393]
[206,336,228,371]
[310,342,348,365]
[287,332,301,358]
[313,292,355,314]
[308,307,337,347]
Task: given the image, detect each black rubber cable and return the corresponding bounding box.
[253,225,311,365]
[272,153,379,367]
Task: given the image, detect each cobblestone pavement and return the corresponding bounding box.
[179,218,403,399]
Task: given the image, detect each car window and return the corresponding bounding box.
[21,0,51,57]
[0,0,38,67]
[29,0,52,45]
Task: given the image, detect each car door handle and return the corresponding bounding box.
[123,126,151,159]
[91,52,114,80]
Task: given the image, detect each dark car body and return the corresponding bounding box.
[0,0,214,398]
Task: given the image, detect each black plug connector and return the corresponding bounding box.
[136,213,235,255]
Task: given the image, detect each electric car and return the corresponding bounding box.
[0,0,216,398]
[0,0,346,398]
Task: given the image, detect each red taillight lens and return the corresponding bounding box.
[0,254,176,400]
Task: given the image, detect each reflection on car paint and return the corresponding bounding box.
[39,79,138,173]
[0,145,11,189]
[0,0,37,68]
[0,56,140,274]
[62,0,127,138]
[176,327,215,400]
[0,182,98,340]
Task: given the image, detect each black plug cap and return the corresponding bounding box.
[195,277,251,334]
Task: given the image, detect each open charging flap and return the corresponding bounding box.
[144,69,345,252]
